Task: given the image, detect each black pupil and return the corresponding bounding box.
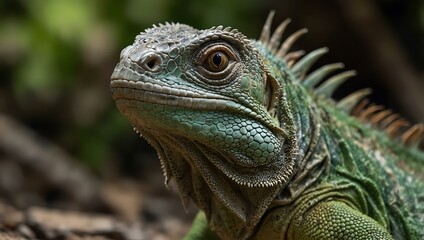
[212,53,222,66]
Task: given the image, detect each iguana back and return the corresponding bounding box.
[111,11,424,239]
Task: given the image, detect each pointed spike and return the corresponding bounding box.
[380,113,400,128]
[352,99,369,116]
[269,18,291,53]
[291,47,329,79]
[337,88,372,113]
[369,109,393,126]
[315,70,357,98]
[259,11,275,44]
[358,104,384,121]
[303,63,344,89]
[386,119,410,136]
[216,25,223,30]
[284,50,305,61]
[223,26,231,32]
[285,50,306,67]
[237,32,246,39]
[402,124,424,145]
[276,28,308,58]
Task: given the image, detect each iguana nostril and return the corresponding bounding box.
[139,52,162,72]
[147,59,157,69]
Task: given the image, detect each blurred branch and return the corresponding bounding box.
[0,114,104,209]
[0,201,144,240]
[339,0,424,122]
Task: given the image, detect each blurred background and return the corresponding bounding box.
[0,0,423,239]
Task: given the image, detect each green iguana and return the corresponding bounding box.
[110,11,424,239]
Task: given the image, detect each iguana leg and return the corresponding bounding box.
[183,211,220,240]
[292,201,394,240]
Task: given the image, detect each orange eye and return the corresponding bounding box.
[206,51,229,72]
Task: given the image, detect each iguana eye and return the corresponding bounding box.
[206,51,229,72]
[197,44,239,81]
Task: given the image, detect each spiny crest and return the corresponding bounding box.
[260,11,308,64]
[353,100,424,145]
[260,11,423,146]
[259,11,356,92]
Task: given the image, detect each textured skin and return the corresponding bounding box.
[293,201,393,239]
[111,15,424,240]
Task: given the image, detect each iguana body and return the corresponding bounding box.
[110,12,424,239]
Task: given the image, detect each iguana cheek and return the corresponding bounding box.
[239,75,265,102]
[240,75,252,91]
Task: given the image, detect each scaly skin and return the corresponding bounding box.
[110,13,423,239]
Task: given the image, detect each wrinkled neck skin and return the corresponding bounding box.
[138,113,296,238]
[274,66,330,204]
[141,130,286,239]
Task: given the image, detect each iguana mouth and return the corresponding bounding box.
[110,78,232,110]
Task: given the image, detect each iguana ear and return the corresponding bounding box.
[263,70,281,126]
[262,69,291,140]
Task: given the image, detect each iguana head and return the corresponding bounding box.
[111,22,298,233]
